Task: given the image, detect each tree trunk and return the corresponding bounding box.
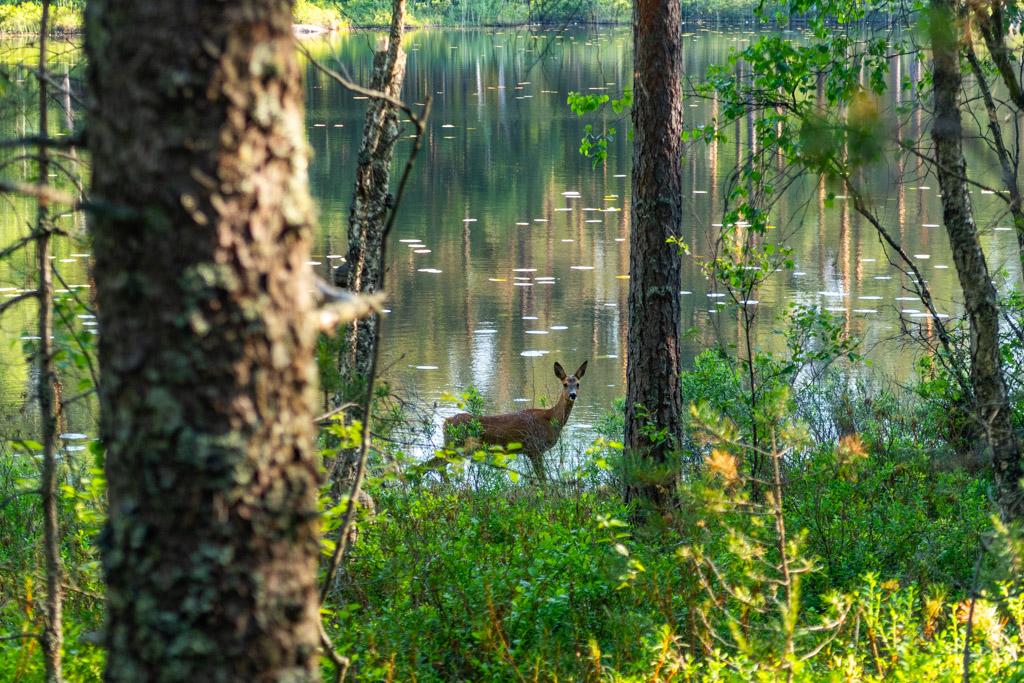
[930,0,1024,523]
[624,0,684,512]
[86,1,322,679]
[342,0,407,389]
[36,2,63,679]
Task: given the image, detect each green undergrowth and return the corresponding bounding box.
[324,448,1015,680]
[0,1,80,35]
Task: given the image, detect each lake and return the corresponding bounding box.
[301,26,1020,449]
[0,26,1019,451]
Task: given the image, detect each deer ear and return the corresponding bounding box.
[554,362,567,380]
[575,361,587,379]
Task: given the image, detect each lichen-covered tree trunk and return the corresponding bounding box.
[86,1,322,679]
[931,0,1024,523]
[342,0,407,387]
[624,0,684,511]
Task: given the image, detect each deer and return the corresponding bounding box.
[443,361,588,481]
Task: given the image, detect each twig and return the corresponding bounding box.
[0,291,38,317]
[318,85,432,607]
[319,620,350,683]
[315,402,360,425]
[963,546,986,683]
[0,633,42,642]
[0,178,76,206]
[0,489,42,511]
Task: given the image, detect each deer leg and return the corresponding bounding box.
[528,450,547,482]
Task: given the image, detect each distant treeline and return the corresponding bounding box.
[0,0,897,39]
[296,0,769,29]
[297,0,899,30]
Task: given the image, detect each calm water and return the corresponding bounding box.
[301,26,1021,445]
[1,27,1020,448]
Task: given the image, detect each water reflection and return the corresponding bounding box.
[1,28,1021,445]
[303,26,1021,441]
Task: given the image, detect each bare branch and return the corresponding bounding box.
[0,178,76,206]
[0,291,39,316]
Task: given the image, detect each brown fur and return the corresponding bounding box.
[444,361,587,480]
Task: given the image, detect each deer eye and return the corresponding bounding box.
[563,383,568,387]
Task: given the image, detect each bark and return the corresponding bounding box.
[86,1,321,680]
[36,1,63,679]
[930,0,1024,523]
[342,0,407,387]
[624,0,685,511]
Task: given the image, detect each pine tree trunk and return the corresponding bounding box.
[930,0,1024,523]
[625,0,685,511]
[86,1,322,679]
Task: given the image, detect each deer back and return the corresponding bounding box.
[445,408,562,456]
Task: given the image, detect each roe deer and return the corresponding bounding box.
[443,361,588,480]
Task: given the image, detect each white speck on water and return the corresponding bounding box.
[523,316,538,320]
[474,329,498,334]
[824,307,848,312]
[415,365,439,370]
[463,218,477,222]
[571,266,594,270]
[415,249,432,254]
[550,325,568,330]
[853,309,878,313]
[60,433,87,440]
[914,254,930,259]
[707,293,725,298]
[874,276,893,280]
[858,296,883,300]
[894,297,919,301]
[526,330,549,334]
[418,268,442,273]
[521,350,549,357]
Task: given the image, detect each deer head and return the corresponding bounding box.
[554,360,587,403]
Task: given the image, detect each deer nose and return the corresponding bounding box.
[569,391,577,401]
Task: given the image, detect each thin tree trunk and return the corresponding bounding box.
[36,1,63,679]
[342,0,408,387]
[624,0,684,512]
[930,0,1024,523]
[86,1,322,679]
[964,40,1024,279]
